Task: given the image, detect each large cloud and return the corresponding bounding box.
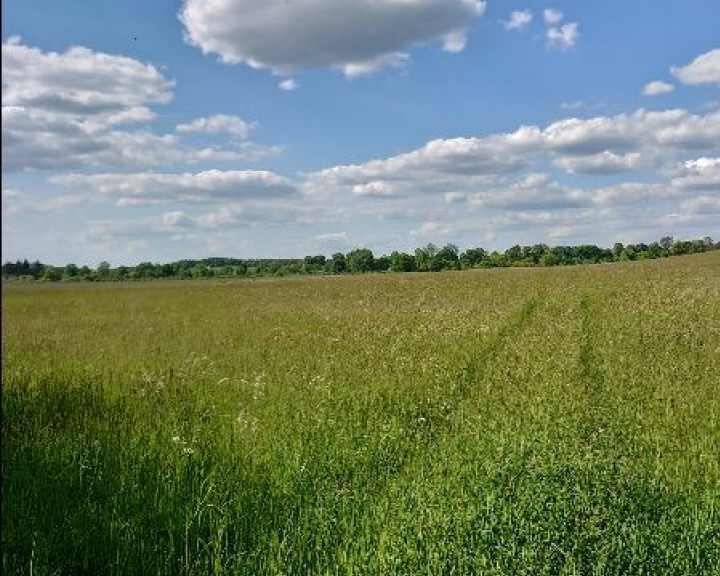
[176,114,255,138]
[1,40,278,171]
[543,109,720,155]
[306,108,720,200]
[179,0,486,76]
[2,37,173,114]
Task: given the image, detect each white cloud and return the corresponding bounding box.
[2,37,173,114]
[441,30,471,53]
[179,0,485,77]
[278,79,298,91]
[342,52,410,79]
[1,40,282,172]
[309,126,543,195]
[352,181,400,198]
[302,107,720,230]
[410,221,458,239]
[670,157,720,191]
[469,173,589,211]
[52,170,297,205]
[2,187,89,215]
[561,101,606,111]
[671,48,720,86]
[547,23,579,51]
[503,10,533,31]
[543,8,563,25]
[1,39,180,171]
[543,109,720,155]
[176,114,255,138]
[561,101,583,110]
[642,80,675,96]
[554,151,645,175]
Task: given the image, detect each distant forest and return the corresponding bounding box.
[2,236,718,282]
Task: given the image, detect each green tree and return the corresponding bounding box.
[460,247,487,268]
[330,253,346,274]
[43,267,62,281]
[97,261,111,280]
[389,251,417,272]
[414,244,438,271]
[432,244,460,271]
[63,263,79,280]
[540,252,558,267]
[346,248,375,273]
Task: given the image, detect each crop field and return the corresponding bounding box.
[2,253,720,575]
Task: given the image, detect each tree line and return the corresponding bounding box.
[2,236,718,282]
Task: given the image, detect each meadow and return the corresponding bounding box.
[3,252,720,575]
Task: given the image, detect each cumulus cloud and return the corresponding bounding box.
[2,37,173,113]
[503,10,533,31]
[554,151,645,175]
[52,170,297,206]
[543,108,720,155]
[670,157,720,191]
[308,126,544,196]
[307,108,720,205]
[469,173,589,211]
[546,23,579,50]
[543,8,564,25]
[179,0,486,76]
[176,114,255,138]
[642,80,675,96]
[1,40,279,171]
[352,181,401,198]
[671,48,720,86]
[1,105,183,171]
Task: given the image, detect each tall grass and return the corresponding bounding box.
[3,254,720,574]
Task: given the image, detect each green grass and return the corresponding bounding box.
[3,253,720,575]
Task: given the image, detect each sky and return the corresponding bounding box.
[2,0,719,266]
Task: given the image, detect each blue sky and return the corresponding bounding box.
[2,0,719,265]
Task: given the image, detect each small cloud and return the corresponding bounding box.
[547,23,579,51]
[543,8,564,25]
[441,30,469,53]
[176,114,255,138]
[642,80,675,96]
[671,48,720,86]
[278,78,298,91]
[561,101,606,111]
[352,181,399,198]
[502,10,533,31]
[342,52,409,78]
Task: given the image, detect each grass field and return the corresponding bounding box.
[3,253,720,575]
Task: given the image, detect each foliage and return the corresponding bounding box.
[2,236,719,283]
